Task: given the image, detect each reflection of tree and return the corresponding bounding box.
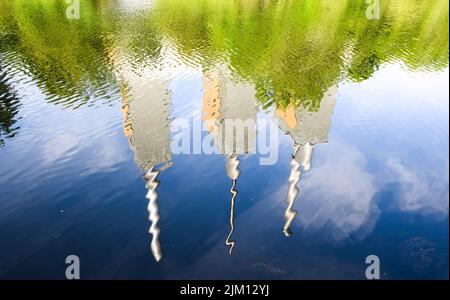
[345,0,449,81]
[348,53,381,82]
[154,0,449,110]
[0,0,117,106]
[0,68,20,147]
[0,0,448,111]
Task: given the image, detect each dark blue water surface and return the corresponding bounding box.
[0,0,448,279]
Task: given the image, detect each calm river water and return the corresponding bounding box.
[0,0,448,279]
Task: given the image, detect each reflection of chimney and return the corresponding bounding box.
[121,77,172,171]
[275,86,337,236]
[276,86,337,147]
[202,72,221,135]
[120,70,172,262]
[225,154,240,255]
[108,25,171,262]
[203,70,257,254]
[203,72,257,155]
[145,167,163,262]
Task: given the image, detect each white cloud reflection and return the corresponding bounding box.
[386,158,449,217]
[297,136,379,241]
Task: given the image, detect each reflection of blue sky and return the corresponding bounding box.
[0,72,130,177]
[0,70,141,274]
[335,64,449,218]
[283,64,449,240]
[0,62,448,279]
[298,136,379,241]
[147,63,448,279]
[385,158,449,217]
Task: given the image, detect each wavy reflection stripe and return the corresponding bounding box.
[225,178,238,255]
[145,167,163,262]
[283,144,301,237]
[225,155,240,255]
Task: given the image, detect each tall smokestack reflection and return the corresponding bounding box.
[203,71,257,255]
[225,154,240,255]
[119,68,172,262]
[145,167,162,262]
[275,86,337,237]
